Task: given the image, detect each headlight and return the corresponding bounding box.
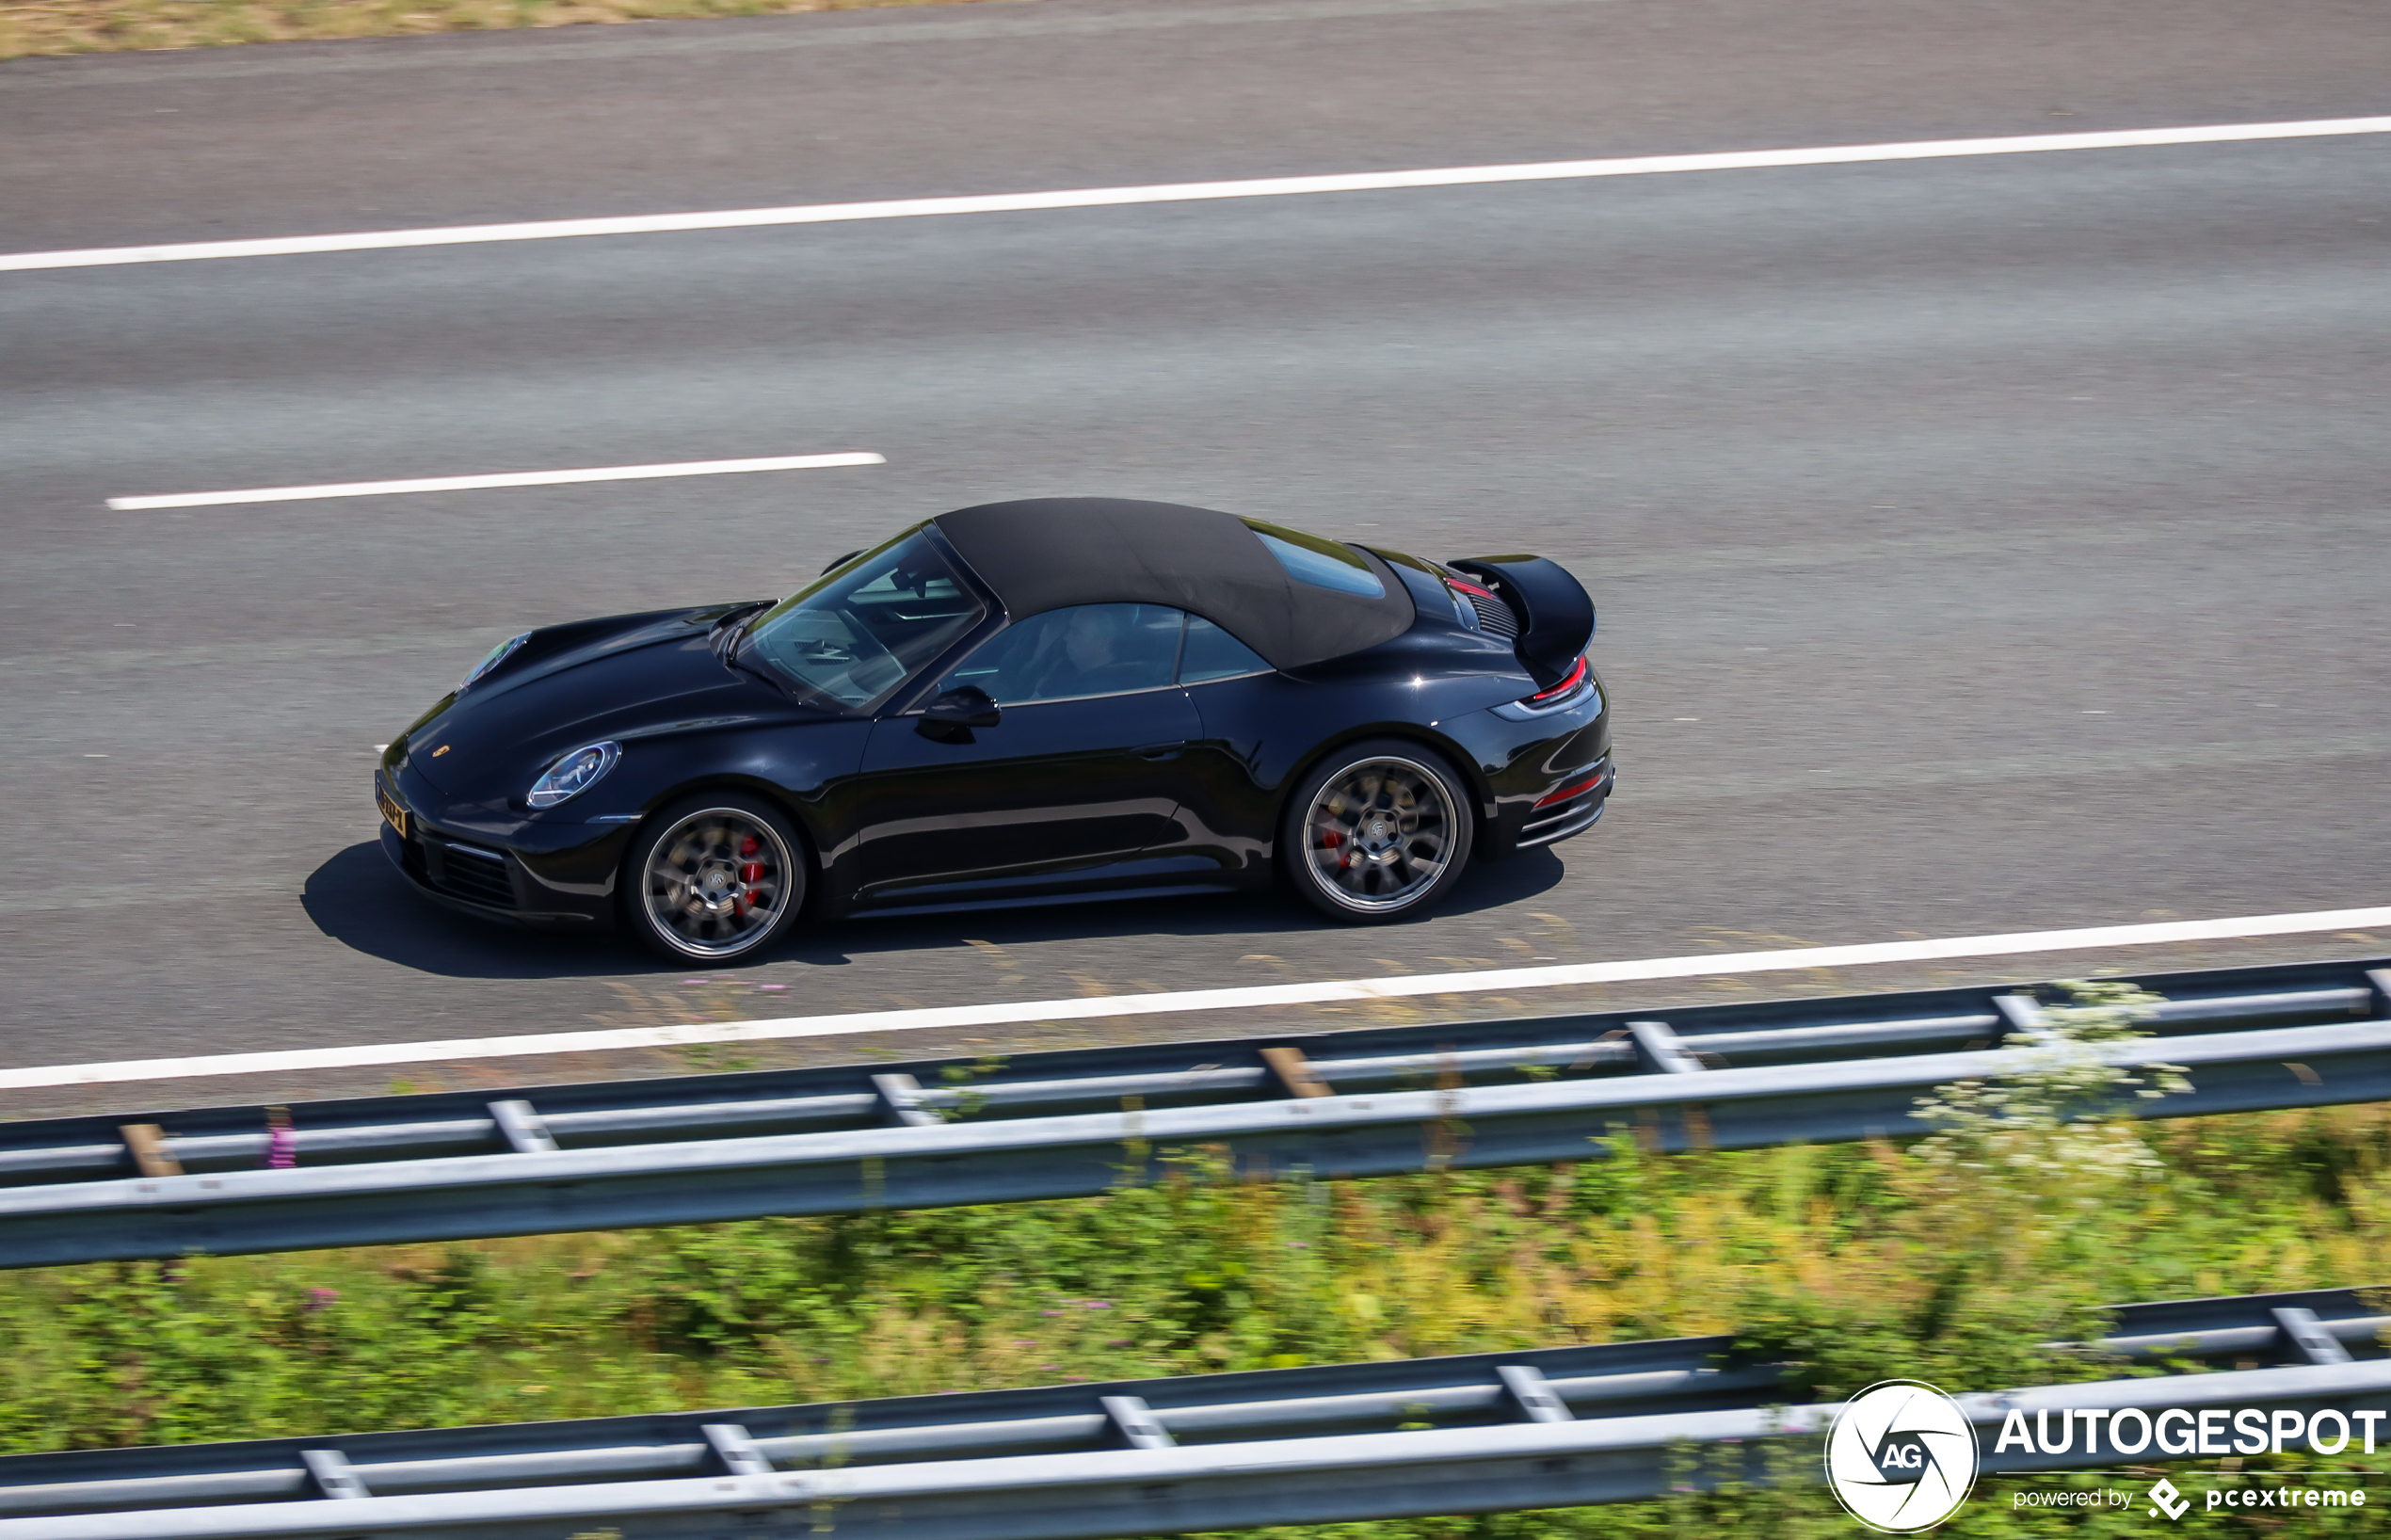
[460,633,530,691]
[527,741,620,808]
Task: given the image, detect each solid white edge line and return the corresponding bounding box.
[104,452,886,510]
[11,117,2391,274]
[5,904,2386,1092]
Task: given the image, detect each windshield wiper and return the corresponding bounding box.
[708,601,774,663]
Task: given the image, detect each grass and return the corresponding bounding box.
[0,0,1012,61]
[4,1097,2390,1533]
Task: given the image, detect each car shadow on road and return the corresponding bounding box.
[301,839,1569,982]
[300,842,644,981]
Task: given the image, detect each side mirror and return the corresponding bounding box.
[917,684,1002,740]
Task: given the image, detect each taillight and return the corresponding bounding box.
[1520,654,1588,708]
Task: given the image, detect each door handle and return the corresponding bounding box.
[1133,741,1189,761]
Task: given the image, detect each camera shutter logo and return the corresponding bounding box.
[1823,1379,1980,1532]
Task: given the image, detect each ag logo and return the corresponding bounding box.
[1873,1430,1934,1479]
[1824,1379,1980,1532]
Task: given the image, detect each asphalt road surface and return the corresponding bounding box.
[5,0,2389,1116]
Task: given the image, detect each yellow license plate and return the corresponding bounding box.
[376,778,409,839]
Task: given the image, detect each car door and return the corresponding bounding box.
[852,604,1205,899]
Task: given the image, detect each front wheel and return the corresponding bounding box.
[623,792,808,963]
[1281,739,1476,922]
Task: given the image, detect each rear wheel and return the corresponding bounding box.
[624,792,807,963]
[1282,739,1475,922]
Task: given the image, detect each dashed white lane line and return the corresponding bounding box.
[3,904,2385,1093]
[104,452,885,510]
[9,117,2391,274]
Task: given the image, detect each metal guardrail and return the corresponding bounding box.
[0,1287,2383,1538]
[2,957,2386,1268]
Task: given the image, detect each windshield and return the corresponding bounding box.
[744,531,987,709]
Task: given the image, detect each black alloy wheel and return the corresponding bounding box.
[623,791,808,963]
[1282,738,1476,922]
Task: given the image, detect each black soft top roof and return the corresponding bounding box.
[931,498,1416,670]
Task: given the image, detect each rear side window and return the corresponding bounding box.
[1179,615,1270,683]
[1244,519,1386,599]
[942,603,1184,704]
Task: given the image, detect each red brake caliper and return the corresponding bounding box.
[736,835,762,914]
[1320,828,1346,868]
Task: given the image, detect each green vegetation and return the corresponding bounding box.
[0,0,1007,62]
[4,1096,2389,1531]
[4,988,2387,1532]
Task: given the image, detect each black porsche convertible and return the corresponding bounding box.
[377,498,1612,961]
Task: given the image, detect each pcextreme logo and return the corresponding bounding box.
[1824,1380,1981,1533]
[2130,1473,2371,1520]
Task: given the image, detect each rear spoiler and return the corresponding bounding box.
[1449,554,1596,688]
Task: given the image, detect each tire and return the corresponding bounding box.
[1281,738,1476,922]
[622,791,809,964]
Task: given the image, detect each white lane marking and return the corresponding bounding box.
[104,452,885,510]
[3,904,2384,1093]
[9,117,2391,274]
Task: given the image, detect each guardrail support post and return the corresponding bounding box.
[872,1074,940,1127]
[2270,1307,2355,1365]
[488,1100,558,1154]
[1992,994,2053,1046]
[2368,971,2391,1019]
[118,1124,182,1179]
[1260,1047,1334,1099]
[1102,1394,1176,1449]
[701,1422,775,1475]
[300,1449,370,1500]
[1497,1364,1575,1423]
[1626,1021,1700,1075]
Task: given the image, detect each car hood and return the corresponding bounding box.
[396,603,795,798]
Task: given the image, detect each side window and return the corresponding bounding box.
[940,603,1184,705]
[1178,615,1271,683]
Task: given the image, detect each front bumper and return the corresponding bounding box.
[377,771,622,930]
